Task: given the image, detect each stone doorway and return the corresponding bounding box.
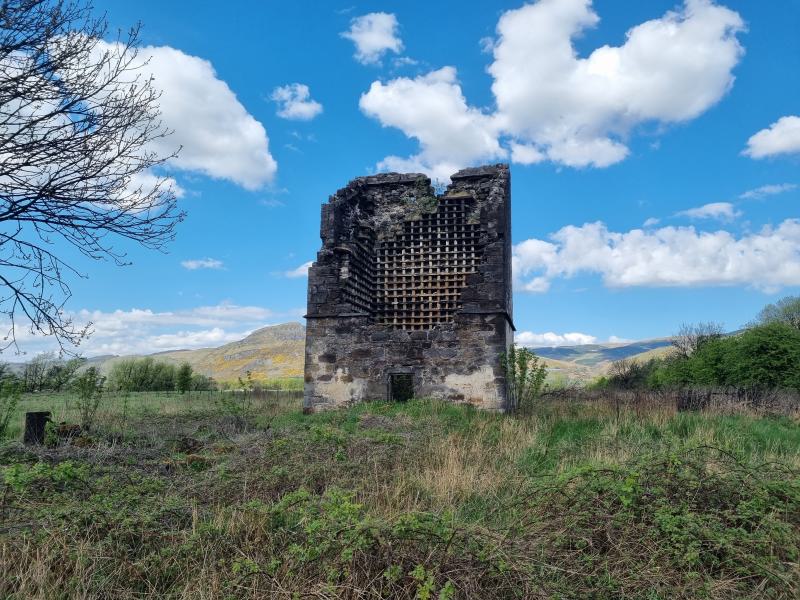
[389,373,414,402]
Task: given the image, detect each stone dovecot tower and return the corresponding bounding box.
[303,164,513,411]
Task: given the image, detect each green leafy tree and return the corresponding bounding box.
[176,363,193,394]
[686,337,735,386]
[652,323,800,390]
[106,358,137,393]
[150,361,176,391]
[500,345,547,411]
[729,323,800,389]
[190,373,215,391]
[44,358,86,391]
[72,366,105,430]
[107,357,177,392]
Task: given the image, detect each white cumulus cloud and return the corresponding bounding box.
[181,258,224,270]
[98,42,277,190]
[5,303,303,356]
[284,261,313,278]
[360,0,745,176]
[743,116,800,159]
[271,83,323,121]
[509,142,546,165]
[124,170,185,202]
[513,220,800,293]
[676,202,741,221]
[490,0,744,168]
[359,67,505,181]
[341,12,403,65]
[516,330,598,347]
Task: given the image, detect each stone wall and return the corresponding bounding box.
[304,164,513,411]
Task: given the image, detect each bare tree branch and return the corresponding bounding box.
[671,322,724,358]
[0,0,184,353]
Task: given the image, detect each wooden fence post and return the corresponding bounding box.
[24,411,51,445]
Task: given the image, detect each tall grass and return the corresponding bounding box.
[3,389,303,439]
[0,395,798,598]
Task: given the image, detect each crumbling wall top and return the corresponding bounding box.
[449,164,508,180]
[356,172,429,187]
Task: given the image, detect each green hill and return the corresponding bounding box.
[16,325,678,386]
[533,338,675,382]
[98,322,305,383]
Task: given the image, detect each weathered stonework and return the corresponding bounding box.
[304,164,513,411]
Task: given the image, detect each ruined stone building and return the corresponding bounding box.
[303,164,513,411]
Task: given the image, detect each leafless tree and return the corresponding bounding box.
[0,0,183,352]
[609,358,634,381]
[22,350,54,390]
[750,296,800,331]
[671,321,724,358]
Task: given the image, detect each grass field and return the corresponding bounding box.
[1,392,799,598]
[2,390,304,441]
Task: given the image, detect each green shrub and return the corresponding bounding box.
[107,357,177,392]
[730,323,800,388]
[0,380,19,439]
[607,357,661,389]
[2,460,89,494]
[72,366,105,430]
[652,323,800,390]
[500,345,547,411]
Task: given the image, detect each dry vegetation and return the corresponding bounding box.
[0,392,798,598]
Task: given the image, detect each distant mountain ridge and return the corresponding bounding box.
[96,322,305,382]
[533,339,673,366]
[7,323,678,384]
[533,338,675,382]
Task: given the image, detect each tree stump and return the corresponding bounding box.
[24,411,51,445]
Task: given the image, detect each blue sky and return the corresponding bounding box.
[9,0,800,355]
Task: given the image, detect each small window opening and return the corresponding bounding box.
[389,373,414,402]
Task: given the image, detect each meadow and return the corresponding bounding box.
[0,391,798,599]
